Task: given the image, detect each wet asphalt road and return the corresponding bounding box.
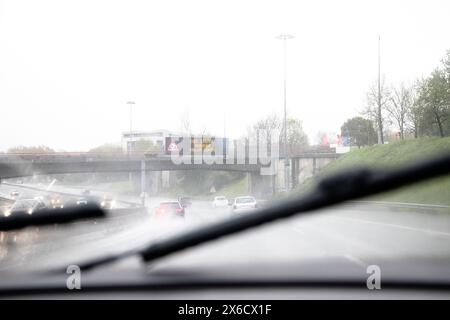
[1,183,450,274]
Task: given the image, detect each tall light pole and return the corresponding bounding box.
[377,35,384,145]
[276,34,294,190]
[223,111,226,138]
[126,101,135,154]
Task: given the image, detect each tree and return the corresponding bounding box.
[410,50,450,138]
[134,139,155,152]
[387,83,414,139]
[444,49,450,74]
[407,79,426,138]
[407,102,425,138]
[250,114,308,156]
[341,117,377,148]
[89,143,122,153]
[250,113,281,144]
[284,118,309,155]
[364,79,390,144]
[7,145,55,154]
[417,70,449,137]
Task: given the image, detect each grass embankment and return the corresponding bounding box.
[75,173,249,200]
[212,177,248,200]
[163,176,249,200]
[86,181,138,195]
[295,137,450,206]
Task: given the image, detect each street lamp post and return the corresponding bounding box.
[126,101,135,155]
[126,101,135,186]
[276,34,294,190]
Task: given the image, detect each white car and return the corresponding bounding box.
[76,198,88,206]
[10,191,20,200]
[231,196,257,213]
[212,196,229,208]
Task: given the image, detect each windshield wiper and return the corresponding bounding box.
[73,153,450,271]
[0,204,106,231]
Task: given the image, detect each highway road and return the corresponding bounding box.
[1,182,450,276]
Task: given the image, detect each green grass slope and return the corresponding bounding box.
[297,137,450,206]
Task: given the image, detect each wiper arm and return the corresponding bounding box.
[0,204,105,231]
[76,153,450,271]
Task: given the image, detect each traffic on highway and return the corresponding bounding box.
[1,0,450,305]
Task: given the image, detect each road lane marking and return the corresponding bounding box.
[289,225,330,257]
[328,215,450,238]
[290,224,371,268]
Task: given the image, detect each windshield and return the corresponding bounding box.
[0,0,450,288]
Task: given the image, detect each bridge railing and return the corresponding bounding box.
[0,152,148,162]
[0,149,340,163]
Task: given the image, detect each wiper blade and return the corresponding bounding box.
[76,153,450,271]
[0,204,105,231]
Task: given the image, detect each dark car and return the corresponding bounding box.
[49,196,64,209]
[155,201,185,218]
[100,196,116,210]
[76,198,88,206]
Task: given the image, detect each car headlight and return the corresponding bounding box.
[101,201,106,207]
[4,209,11,217]
[27,208,33,215]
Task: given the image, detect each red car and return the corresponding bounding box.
[155,201,185,218]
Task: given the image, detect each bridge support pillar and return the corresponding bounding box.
[248,172,275,198]
[291,158,298,189]
[285,159,290,191]
[147,171,162,195]
[140,160,146,207]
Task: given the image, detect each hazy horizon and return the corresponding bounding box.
[1,0,449,151]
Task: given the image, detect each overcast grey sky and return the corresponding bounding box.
[1,0,449,151]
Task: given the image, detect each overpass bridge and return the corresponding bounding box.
[0,152,341,197]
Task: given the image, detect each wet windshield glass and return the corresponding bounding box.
[0,0,449,280]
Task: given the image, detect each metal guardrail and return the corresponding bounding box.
[1,182,141,207]
[348,200,450,212]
